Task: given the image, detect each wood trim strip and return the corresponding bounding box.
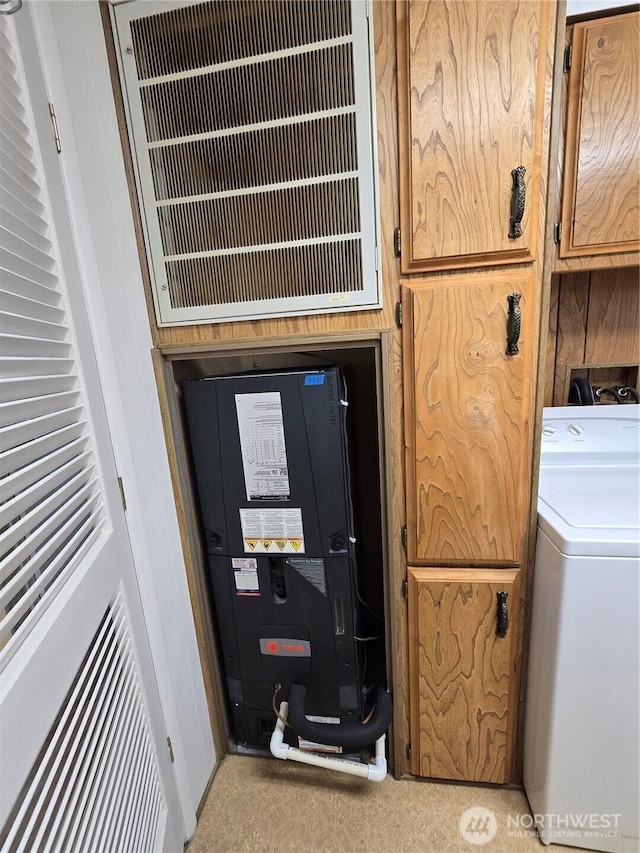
[150,349,230,758]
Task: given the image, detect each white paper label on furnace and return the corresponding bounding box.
[239,508,305,554]
[235,392,290,502]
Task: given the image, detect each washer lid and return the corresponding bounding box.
[537,465,640,557]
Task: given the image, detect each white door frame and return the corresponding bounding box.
[27,0,216,836]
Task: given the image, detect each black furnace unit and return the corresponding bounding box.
[184,368,389,750]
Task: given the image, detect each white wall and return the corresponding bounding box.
[567,0,630,15]
[29,0,216,838]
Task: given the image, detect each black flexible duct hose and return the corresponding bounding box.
[287,684,393,749]
[568,376,594,405]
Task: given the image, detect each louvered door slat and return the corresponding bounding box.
[126,749,157,853]
[0,512,103,643]
[0,469,97,572]
[0,132,38,188]
[132,768,156,853]
[0,416,83,469]
[0,292,65,325]
[0,482,98,583]
[0,90,31,142]
[1,210,51,256]
[2,310,67,341]
[0,167,45,219]
[53,665,137,851]
[0,167,46,223]
[0,189,48,240]
[0,97,36,146]
[0,481,95,584]
[1,451,94,535]
[1,271,61,306]
[0,334,70,360]
[0,249,58,289]
[0,612,115,851]
[0,404,83,451]
[18,618,122,850]
[0,225,53,269]
[0,389,80,427]
[1,499,99,613]
[79,654,133,846]
[90,693,147,853]
[46,639,132,852]
[0,151,39,199]
[98,675,146,852]
[0,49,17,83]
[0,356,75,379]
[101,707,148,853]
[0,435,87,501]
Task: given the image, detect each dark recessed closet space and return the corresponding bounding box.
[158,337,392,758]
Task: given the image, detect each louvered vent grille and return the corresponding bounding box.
[149,113,358,199]
[130,0,353,78]
[116,0,379,324]
[166,240,362,308]
[158,179,360,254]
[0,16,105,656]
[139,43,355,140]
[0,595,166,853]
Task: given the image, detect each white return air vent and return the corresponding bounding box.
[114,0,381,326]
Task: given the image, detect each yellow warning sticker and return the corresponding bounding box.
[239,508,305,554]
[241,537,306,554]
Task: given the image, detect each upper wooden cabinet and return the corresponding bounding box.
[559,11,640,258]
[403,269,536,566]
[397,0,552,272]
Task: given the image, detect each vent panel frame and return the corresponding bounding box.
[114,0,381,326]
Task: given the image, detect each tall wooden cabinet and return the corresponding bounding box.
[397,0,555,783]
[397,0,552,272]
[559,11,640,259]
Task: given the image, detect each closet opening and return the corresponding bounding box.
[156,334,393,763]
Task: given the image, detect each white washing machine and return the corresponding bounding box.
[524,406,640,853]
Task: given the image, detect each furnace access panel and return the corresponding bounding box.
[184,369,364,747]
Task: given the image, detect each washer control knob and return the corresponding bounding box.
[568,423,584,436]
[542,424,556,436]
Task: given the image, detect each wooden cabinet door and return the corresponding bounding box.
[560,12,640,257]
[408,567,520,783]
[397,0,551,272]
[403,269,536,565]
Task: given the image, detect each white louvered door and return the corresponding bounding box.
[0,9,182,852]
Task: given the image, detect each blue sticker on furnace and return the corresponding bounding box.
[304,375,325,385]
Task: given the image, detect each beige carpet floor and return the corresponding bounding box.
[187,755,593,853]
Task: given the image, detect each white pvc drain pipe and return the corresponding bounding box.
[269,701,387,782]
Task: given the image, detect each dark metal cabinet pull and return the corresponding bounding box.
[506,292,521,355]
[496,591,509,638]
[508,166,526,239]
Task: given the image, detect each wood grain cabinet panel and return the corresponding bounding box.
[560,12,640,257]
[397,0,551,272]
[403,270,536,565]
[408,567,520,782]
